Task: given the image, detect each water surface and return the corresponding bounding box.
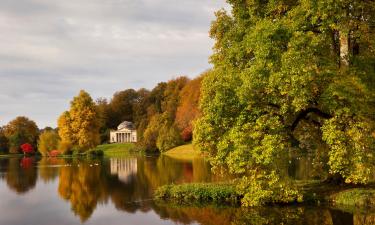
[0,155,373,225]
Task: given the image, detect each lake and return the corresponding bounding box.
[0,155,373,225]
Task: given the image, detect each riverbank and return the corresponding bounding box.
[163,144,204,161]
[155,181,375,210]
[88,143,143,157]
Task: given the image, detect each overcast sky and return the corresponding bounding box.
[0,0,228,128]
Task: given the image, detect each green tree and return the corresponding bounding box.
[108,89,138,129]
[58,90,100,153]
[0,127,8,153]
[4,116,39,154]
[195,0,375,206]
[96,97,111,143]
[38,130,60,156]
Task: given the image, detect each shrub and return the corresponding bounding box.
[38,130,60,156]
[154,183,240,205]
[49,150,60,157]
[21,143,34,154]
[156,125,183,152]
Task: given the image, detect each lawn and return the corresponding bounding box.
[92,143,140,157]
[163,144,204,161]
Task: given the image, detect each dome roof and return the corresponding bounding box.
[117,121,134,130]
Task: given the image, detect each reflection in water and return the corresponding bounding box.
[6,157,37,194]
[110,158,137,184]
[0,156,373,225]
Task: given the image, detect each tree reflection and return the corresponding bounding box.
[38,157,62,183]
[5,157,37,194]
[58,159,107,222]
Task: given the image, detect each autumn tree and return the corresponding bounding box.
[4,116,39,154]
[176,73,205,142]
[58,90,100,153]
[38,130,60,156]
[142,77,188,151]
[0,127,8,153]
[195,0,375,206]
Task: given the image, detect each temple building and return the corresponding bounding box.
[110,121,137,143]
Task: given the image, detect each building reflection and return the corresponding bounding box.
[110,158,138,184]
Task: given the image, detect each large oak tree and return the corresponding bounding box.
[195,0,375,206]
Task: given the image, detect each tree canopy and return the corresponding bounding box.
[58,90,100,153]
[194,0,375,206]
[3,116,39,154]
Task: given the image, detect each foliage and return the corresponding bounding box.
[4,116,39,154]
[21,143,34,154]
[107,89,138,129]
[156,124,183,152]
[58,90,100,153]
[330,189,375,208]
[38,130,60,156]
[175,74,204,141]
[154,183,240,205]
[0,127,8,153]
[138,77,189,151]
[194,0,375,206]
[49,150,60,157]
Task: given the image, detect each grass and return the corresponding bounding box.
[154,179,375,208]
[163,144,204,161]
[330,188,375,208]
[154,182,240,206]
[90,143,142,157]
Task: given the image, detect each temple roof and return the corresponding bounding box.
[117,121,135,131]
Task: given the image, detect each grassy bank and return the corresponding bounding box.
[163,144,204,161]
[155,182,240,205]
[330,188,375,209]
[155,181,375,209]
[89,143,142,157]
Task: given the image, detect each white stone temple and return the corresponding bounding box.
[110,121,137,143]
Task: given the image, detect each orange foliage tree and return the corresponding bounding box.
[175,73,206,142]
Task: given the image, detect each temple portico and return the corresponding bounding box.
[110,121,137,143]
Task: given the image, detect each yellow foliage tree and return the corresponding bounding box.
[38,130,60,156]
[57,90,100,153]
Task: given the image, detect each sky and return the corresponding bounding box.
[0,0,228,128]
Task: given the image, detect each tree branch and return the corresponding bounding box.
[291,108,332,131]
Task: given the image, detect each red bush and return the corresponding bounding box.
[21,143,34,154]
[49,150,60,157]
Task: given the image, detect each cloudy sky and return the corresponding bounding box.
[0,0,228,128]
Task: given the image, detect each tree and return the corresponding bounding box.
[194,0,375,206]
[58,90,100,153]
[176,74,205,141]
[156,124,183,152]
[140,77,189,151]
[38,130,60,156]
[108,89,138,129]
[96,98,111,143]
[4,116,39,154]
[21,143,34,155]
[0,127,8,153]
